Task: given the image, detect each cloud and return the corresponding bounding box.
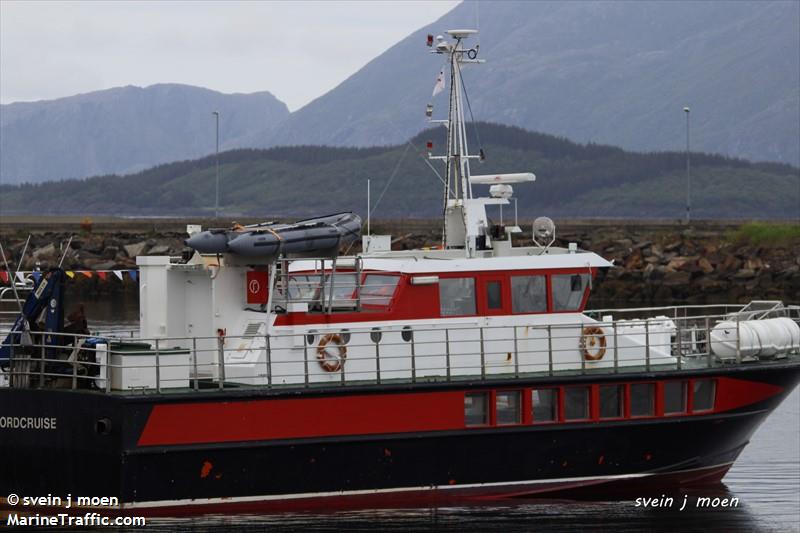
[0,0,459,110]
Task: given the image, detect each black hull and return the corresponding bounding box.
[2,363,798,514]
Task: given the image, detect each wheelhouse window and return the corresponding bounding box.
[496,391,522,425]
[511,275,546,313]
[600,384,624,419]
[664,381,688,414]
[532,389,558,423]
[486,281,503,310]
[564,386,590,421]
[692,379,716,412]
[551,274,589,311]
[360,274,400,307]
[630,383,655,417]
[288,274,322,301]
[439,278,476,316]
[464,392,489,426]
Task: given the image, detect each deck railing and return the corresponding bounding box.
[1,303,799,393]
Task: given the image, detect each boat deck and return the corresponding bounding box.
[2,303,798,396]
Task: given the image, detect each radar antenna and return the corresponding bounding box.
[532,216,556,252]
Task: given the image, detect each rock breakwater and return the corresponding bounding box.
[0,219,797,303]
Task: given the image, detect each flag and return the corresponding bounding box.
[32,271,42,283]
[113,270,123,281]
[66,271,75,279]
[432,67,445,97]
[0,271,8,283]
[16,272,25,283]
[80,271,93,278]
[97,271,107,281]
[128,270,138,282]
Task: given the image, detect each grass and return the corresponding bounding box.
[729,222,800,246]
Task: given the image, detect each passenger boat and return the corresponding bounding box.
[1,29,799,515]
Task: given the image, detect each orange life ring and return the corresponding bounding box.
[580,326,607,361]
[317,334,347,372]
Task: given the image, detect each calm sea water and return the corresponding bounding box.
[3,301,799,531]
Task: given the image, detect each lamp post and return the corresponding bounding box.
[684,106,690,224]
[213,111,220,219]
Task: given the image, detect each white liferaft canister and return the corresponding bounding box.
[710,317,800,358]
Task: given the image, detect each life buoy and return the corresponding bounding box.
[580,326,607,361]
[317,334,347,372]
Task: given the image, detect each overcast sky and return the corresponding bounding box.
[0,0,459,110]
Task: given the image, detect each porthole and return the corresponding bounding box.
[370,328,382,344]
[306,332,316,345]
[401,326,413,342]
[95,417,112,436]
[340,329,351,344]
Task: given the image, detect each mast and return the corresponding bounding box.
[428,30,483,257]
[426,30,535,258]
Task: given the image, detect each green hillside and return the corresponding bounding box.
[1,123,797,220]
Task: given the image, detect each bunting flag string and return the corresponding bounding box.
[0,269,140,285]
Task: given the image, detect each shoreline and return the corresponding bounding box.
[0,217,798,304]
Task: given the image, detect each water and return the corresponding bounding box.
[5,304,799,531]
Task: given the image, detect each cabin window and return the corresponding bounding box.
[465,392,489,426]
[599,384,624,419]
[329,273,358,303]
[511,275,546,313]
[486,281,503,310]
[664,381,688,414]
[692,379,716,412]
[532,389,558,423]
[630,383,655,417]
[496,391,522,425]
[440,278,476,316]
[288,274,323,301]
[361,275,400,306]
[551,274,589,311]
[564,386,590,420]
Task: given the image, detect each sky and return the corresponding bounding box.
[0,0,459,111]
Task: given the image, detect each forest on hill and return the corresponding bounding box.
[1,123,797,220]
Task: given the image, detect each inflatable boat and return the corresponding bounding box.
[185,212,361,258]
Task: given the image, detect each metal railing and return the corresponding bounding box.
[2,303,798,394]
[271,257,400,313]
[0,284,33,319]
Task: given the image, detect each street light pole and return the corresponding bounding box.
[684,106,690,224]
[213,111,220,219]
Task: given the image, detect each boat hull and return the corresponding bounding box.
[1,363,798,515]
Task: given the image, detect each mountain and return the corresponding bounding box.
[269,1,800,166]
[1,123,797,220]
[0,84,289,184]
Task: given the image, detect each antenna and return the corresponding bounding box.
[532,216,556,252]
[367,178,371,236]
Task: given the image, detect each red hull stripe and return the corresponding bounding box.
[137,391,464,447]
[714,376,783,412]
[133,463,733,515]
[136,377,783,447]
